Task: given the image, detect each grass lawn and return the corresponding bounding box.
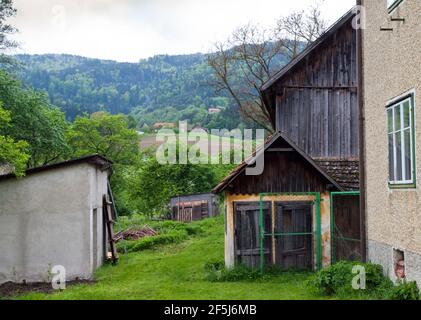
[14,216,327,300]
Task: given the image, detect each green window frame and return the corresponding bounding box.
[387,0,404,13]
[387,93,416,188]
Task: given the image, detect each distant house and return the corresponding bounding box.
[152,122,177,130]
[208,108,222,115]
[360,0,421,286]
[191,126,209,133]
[170,193,219,222]
[214,9,362,271]
[0,155,115,284]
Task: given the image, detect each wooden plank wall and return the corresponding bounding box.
[275,20,358,159]
[228,148,331,194]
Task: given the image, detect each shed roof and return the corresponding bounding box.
[170,192,216,200]
[0,154,112,181]
[212,132,346,193]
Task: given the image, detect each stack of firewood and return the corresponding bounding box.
[113,225,157,242]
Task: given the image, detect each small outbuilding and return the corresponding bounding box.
[170,193,219,222]
[0,155,115,284]
[213,133,360,271]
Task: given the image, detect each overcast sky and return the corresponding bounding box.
[10,0,355,62]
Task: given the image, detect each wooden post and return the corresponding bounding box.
[103,194,118,264]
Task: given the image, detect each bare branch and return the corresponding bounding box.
[207,1,327,131]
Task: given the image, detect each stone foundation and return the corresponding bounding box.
[368,239,421,288]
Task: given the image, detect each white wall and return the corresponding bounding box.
[0,163,108,284]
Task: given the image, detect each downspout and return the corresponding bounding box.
[356,0,367,262]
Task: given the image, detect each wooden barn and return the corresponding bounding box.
[170,193,220,222]
[213,9,363,271]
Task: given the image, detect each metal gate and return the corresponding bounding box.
[275,202,313,270]
[330,192,362,264]
[233,193,322,271]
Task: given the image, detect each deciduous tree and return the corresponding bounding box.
[67,112,139,165]
[0,104,29,176]
[207,2,327,131]
[0,70,69,168]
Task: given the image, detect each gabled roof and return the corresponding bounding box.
[261,7,356,92]
[0,154,112,181]
[212,132,344,193]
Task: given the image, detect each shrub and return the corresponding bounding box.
[148,220,203,236]
[206,264,264,282]
[204,259,225,282]
[387,281,420,300]
[184,224,204,236]
[306,261,391,298]
[204,259,225,273]
[203,261,292,282]
[117,229,188,253]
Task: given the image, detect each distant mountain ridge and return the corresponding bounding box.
[13,51,288,129]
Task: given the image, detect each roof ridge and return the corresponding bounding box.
[212,132,344,193]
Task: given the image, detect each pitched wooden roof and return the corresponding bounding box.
[212,132,344,193]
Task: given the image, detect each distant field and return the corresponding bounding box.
[140,133,257,159]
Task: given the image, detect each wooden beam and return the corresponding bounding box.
[282,85,358,90]
[267,148,294,152]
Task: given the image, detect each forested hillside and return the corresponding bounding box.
[13,53,264,130]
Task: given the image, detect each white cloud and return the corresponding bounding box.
[10,0,356,62]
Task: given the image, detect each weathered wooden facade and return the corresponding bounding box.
[214,9,362,271]
[262,10,358,160]
[170,193,219,222]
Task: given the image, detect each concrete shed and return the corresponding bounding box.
[0,155,112,284]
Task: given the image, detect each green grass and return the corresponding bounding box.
[14,216,327,300]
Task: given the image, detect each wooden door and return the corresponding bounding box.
[275,202,313,270]
[234,202,272,269]
[200,201,209,219]
[332,195,361,262]
[192,203,202,221]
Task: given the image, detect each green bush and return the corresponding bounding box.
[205,264,264,282]
[117,229,188,253]
[204,261,292,282]
[116,217,209,253]
[149,220,203,236]
[306,261,392,298]
[204,259,226,282]
[387,281,420,300]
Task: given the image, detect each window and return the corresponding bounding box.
[387,94,415,187]
[387,0,404,13]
